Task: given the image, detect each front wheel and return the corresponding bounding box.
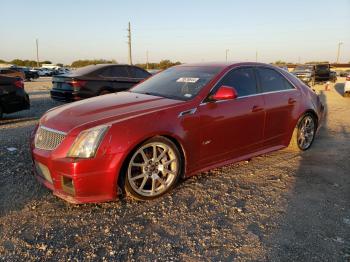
[287,114,316,151]
[124,137,182,200]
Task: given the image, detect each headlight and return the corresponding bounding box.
[67,125,109,158]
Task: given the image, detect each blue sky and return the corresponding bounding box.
[1,0,349,64]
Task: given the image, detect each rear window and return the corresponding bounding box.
[99,66,129,77]
[257,68,294,92]
[67,65,106,77]
[316,65,329,70]
[129,67,150,78]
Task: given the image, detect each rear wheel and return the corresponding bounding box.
[287,114,316,151]
[124,137,182,200]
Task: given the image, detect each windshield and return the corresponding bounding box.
[130,66,222,101]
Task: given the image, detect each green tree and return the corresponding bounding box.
[71,59,117,68]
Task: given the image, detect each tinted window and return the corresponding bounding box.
[100,66,129,77]
[257,68,293,92]
[218,68,257,97]
[111,66,129,77]
[129,67,150,78]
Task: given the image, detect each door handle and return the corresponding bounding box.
[252,105,264,112]
[288,98,296,104]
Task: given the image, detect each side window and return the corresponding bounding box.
[218,68,257,97]
[100,66,129,77]
[99,67,113,77]
[129,67,150,78]
[257,68,294,92]
[111,66,129,77]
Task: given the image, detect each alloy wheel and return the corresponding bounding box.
[297,115,315,150]
[127,142,179,197]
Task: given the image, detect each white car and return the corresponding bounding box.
[345,75,350,97]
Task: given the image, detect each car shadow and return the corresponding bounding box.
[265,90,350,260]
[334,82,345,97]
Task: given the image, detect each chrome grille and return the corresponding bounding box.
[34,126,66,151]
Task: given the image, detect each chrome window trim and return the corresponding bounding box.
[199,89,297,106]
[39,125,67,136]
[199,64,298,106]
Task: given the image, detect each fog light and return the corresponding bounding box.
[35,161,53,184]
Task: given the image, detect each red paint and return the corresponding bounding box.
[212,85,238,100]
[31,62,325,203]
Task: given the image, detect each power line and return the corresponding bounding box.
[336,42,343,64]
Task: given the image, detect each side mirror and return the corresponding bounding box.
[212,85,238,101]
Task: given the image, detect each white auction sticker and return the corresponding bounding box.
[176,77,199,83]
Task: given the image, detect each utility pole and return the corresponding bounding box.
[127,22,132,65]
[225,49,229,62]
[255,51,258,62]
[336,42,343,64]
[146,50,149,70]
[36,39,39,67]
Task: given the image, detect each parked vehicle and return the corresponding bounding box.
[0,76,30,118]
[314,64,336,83]
[37,68,53,76]
[50,64,151,101]
[10,67,39,81]
[0,68,25,79]
[31,62,324,203]
[344,75,350,97]
[292,65,315,85]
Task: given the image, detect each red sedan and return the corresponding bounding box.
[31,62,324,203]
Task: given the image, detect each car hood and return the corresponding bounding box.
[40,92,184,133]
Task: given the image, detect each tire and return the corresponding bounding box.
[124,136,182,201]
[0,106,3,119]
[287,113,317,151]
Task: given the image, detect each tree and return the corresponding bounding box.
[71,59,117,68]
[136,60,181,70]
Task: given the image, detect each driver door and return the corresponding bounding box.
[198,67,265,165]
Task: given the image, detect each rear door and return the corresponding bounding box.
[199,67,265,165]
[256,67,300,147]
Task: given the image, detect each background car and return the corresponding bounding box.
[10,66,39,81]
[0,68,25,79]
[50,64,151,101]
[31,62,324,203]
[292,65,315,85]
[344,75,350,97]
[0,75,30,118]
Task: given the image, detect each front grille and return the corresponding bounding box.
[34,126,66,150]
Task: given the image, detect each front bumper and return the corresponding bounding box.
[31,145,124,204]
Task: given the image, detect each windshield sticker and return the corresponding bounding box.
[184,94,192,98]
[176,77,199,83]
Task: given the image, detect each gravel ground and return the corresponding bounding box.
[0,78,349,261]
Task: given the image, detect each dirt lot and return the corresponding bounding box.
[0,78,349,261]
